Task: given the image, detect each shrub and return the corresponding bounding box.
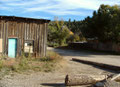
[47,42,59,47]
[67,34,80,43]
[11,55,30,72]
[73,34,80,42]
[0,51,63,75]
[0,60,3,70]
[46,51,62,61]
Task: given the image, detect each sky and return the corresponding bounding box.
[0,0,120,21]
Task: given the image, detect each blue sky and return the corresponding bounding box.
[0,0,120,21]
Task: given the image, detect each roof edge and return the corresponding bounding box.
[0,15,50,22]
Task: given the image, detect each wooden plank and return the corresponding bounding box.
[12,21,15,36]
[1,20,4,53]
[4,20,7,54]
[43,23,46,56]
[38,24,40,56]
[44,23,47,56]
[29,22,31,40]
[4,20,7,55]
[46,23,48,56]
[42,23,45,57]
[14,21,17,36]
[9,21,11,36]
[37,23,40,56]
[20,22,23,51]
[32,22,35,54]
[0,20,2,38]
[11,21,14,36]
[35,23,38,56]
[40,23,43,57]
[26,22,28,40]
[6,21,8,55]
[34,22,37,57]
[30,21,32,40]
[39,23,42,57]
[31,22,34,40]
[19,21,22,56]
[28,22,30,40]
[3,20,5,54]
[1,20,3,53]
[22,22,25,52]
[24,22,27,40]
[1,20,3,39]
[27,22,29,40]
[8,21,10,36]
[36,23,39,56]
[16,21,19,37]
[16,21,19,56]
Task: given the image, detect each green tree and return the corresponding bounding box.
[81,4,120,43]
[48,19,70,46]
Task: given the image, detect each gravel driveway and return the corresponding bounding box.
[0,47,120,87]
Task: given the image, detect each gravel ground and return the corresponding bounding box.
[52,47,120,66]
[0,47,119,87]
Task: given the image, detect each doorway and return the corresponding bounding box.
[8,38,17,58]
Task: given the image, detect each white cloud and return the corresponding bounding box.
[0,0,20,2]
[46,10,84,15]
[0,6,9,10]
[25,4,55,12]
[54,0,120,10]
[23,15,51,19]
[56,0,99,10]
[1,0,120,16]
[7,0,49,6]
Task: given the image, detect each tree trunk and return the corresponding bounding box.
[65,74,106,86]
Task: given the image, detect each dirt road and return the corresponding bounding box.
[0,47,120,87]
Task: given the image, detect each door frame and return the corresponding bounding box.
[8,37,18,58]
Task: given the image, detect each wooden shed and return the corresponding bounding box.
[0,16,50,58]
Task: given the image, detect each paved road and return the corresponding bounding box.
[50,47,120,67]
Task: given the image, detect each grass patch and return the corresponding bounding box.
[0,51,63,78]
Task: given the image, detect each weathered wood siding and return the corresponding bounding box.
[0,16,50,57]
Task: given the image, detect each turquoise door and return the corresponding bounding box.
[8,38,17,58]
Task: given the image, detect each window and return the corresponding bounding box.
[24,40,34,53]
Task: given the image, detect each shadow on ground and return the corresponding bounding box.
[41,83,92,87]
[71,59,120,74]
[41,83,65,87]
[53,46,120,57]
[51,48,119,58]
